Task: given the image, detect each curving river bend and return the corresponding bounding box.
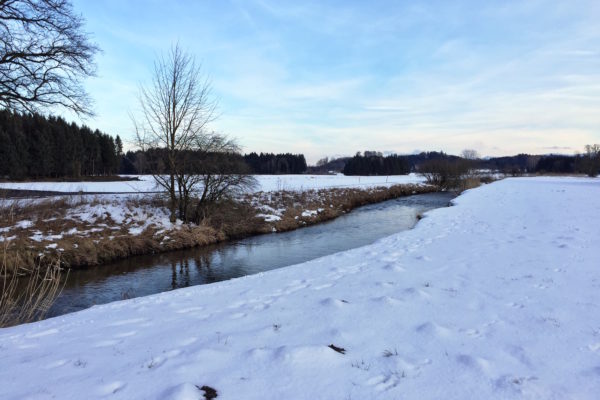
[47,192,454,318]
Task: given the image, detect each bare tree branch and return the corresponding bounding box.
[0,0,99,116]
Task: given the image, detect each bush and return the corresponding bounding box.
[419,159,473,190]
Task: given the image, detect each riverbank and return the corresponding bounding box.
[1,177,598,399]
[0,183,436,274]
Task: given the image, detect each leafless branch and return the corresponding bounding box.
[0,0,99,116]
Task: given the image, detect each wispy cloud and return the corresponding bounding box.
[70,0,600,162]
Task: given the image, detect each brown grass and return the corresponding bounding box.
[1,245,66,328]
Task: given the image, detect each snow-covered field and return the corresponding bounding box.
[1,177,599,399]
[0,173,425,194]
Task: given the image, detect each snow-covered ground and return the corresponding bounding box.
[0,173,425,194]
[1,177,599,399]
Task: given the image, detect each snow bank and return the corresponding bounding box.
[1,177,599,399]
[0,173,425,194]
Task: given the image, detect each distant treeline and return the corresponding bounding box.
[317,150,600,177]
[343,152,410,175]
[480,153,598,176]
[243,152,307,174]
[0,112,308,179]
[2,112,597,179]
[120,150,307,175]
[0,111,121,179]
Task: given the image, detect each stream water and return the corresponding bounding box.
[47,192,454,318]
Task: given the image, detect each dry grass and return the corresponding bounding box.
[0,194,226,273]
[0,244,66,328]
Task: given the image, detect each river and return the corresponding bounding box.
[47,192,454,318]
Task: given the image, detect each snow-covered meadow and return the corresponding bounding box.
[0,173,426,194]
[1,177,599,399]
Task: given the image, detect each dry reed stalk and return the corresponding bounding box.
[0,244,67,328]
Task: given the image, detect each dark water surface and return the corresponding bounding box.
[48,192,454,317]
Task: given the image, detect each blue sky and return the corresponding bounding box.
[70,0,600,163]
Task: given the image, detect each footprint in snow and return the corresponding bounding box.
[160,382,217,400]
[366,372,404,392]
[371,296,403,306]
[146,356,167,370]
[455,354,490,373]
[320,298,348,307]
[96,381,126,396]
[382,264,406,272]
[462,328,482,338]
[415,321,452,338]
[493,375,539,394]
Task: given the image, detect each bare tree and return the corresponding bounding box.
[461,149,480,160]
[581,144,600,177]
[134,44,255,222]
[0,0,99,116]
[316,157,329,167]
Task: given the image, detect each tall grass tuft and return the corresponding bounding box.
[0,245,67,328]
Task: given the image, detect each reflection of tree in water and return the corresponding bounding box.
[195,253,221,283]
[170,260,190,289]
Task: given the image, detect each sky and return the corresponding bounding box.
[69,0,600,164]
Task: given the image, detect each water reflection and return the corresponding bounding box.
[48,192,454,318]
